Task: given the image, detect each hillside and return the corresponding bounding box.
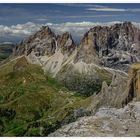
[0,56,92,136]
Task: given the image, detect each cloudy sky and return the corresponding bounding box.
[0,3,140,43]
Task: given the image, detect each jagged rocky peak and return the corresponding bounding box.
[90,61,140,110]
[81,25,109,51]
[109,21,140,47]
[37,25,56,39]
[105,22,140,72]
[12,26,77,58]
[74,28,102,64]
[57,32,76,54]
[81,21,139,53]
[13,25,57,57]
[98,73,128,108]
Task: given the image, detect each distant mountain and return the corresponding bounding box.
[13,22,140,71]
[0,42,15,62]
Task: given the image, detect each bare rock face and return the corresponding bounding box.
[13,26,57,57]
[13,26,77,58]
[127,63,140,101]
[49,102,140,137]
[103,22,140,72]
[74,31,101,64]
[77,22,140,72]
[97,73,128,108]
[88,62,140,113]
[57,32,76,55]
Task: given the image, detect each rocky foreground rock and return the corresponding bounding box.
[49,102,140,137]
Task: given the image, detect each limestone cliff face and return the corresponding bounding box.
[77,21,140,72]
[13,26,57,57]
[57,32,76,55]
[74,31,101,64]
[87,62,140,111]
[13,26,76,57]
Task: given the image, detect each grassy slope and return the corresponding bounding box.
[0,56,92,136]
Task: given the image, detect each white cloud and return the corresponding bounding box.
[86,8,126,12]
[35,18,48,21]
[45,21,123,38]
[0,22,41,37]
[86,7,140,12]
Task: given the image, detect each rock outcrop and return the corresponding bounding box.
[90,73,128,108]
[49,102,140,137]
[127,63,140,101]
[86,62,140,117]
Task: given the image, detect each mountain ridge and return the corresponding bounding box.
[12,21,140,71]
